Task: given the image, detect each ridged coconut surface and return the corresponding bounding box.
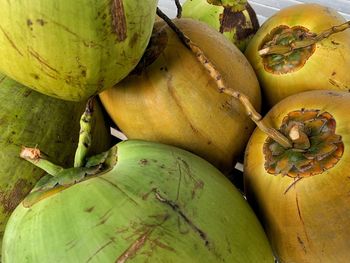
[244,90,350,262]
[3,140,274,262]
[100,18,261,174]
[0,0,158,101]
[0,73,111,253]
[245,4,350,107]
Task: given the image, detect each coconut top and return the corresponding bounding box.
[263,109,344,178]
[259,25,317,74]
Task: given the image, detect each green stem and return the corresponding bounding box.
[74,98,95,168]
[259,21,350,56]
[85,144,118,169]
[20,147,63,176]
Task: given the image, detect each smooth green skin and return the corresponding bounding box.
[2,140,274,262]
[0,0,158,101]
[0,73,111,253]
[182,0,255,51]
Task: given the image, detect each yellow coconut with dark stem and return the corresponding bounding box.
[244,90,350,262]
[245,4,350,108]
[100,17,261,174]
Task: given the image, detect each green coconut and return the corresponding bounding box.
[0,73,111,253]
[0,0,158,101]
[2,140,274,262]
[182,0,259,51]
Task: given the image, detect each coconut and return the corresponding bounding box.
[2,140,274,262]
[0,0,158,101]
[245,4,350,107]
[99,18,261,174]
[244,90,350,262]
[182,0,259,51]
[0,73,111,253]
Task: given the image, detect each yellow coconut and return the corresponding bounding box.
[100,18,261,174]
[244,90,350,262]
[245,4,350,107]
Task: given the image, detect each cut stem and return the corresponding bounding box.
[289,124,310,150]
[20,147,64,176]
[156,8,292,149]
[74,98,94,168]
[259,21,350,56]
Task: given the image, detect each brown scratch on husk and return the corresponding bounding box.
[28,48,59,74]
[116,228,154,263]
[173,156,204,200]
[297,235,307,254]
[36,15,103,48]
[295,192,310,244]
[154,190,210,248]
[142,188,157,200]
[85,206,95,213]
[94,209,113,227]
[0,25,23,56]
[66,239,79,251]
[111,0,127,41]
[329,78,349,90]
[284,177,303,194]
[98,177,139,205]
[86,240,114,262]
[176,161,182,201]
[150,239,176,252]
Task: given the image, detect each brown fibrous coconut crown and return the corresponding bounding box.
[259,25,316,74]
[263,109,344,178]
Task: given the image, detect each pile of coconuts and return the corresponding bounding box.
[0,0,350,262]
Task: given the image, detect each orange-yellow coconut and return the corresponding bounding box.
[100,18,261,174]
[245,4,350,107]
[244,90,350,262]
